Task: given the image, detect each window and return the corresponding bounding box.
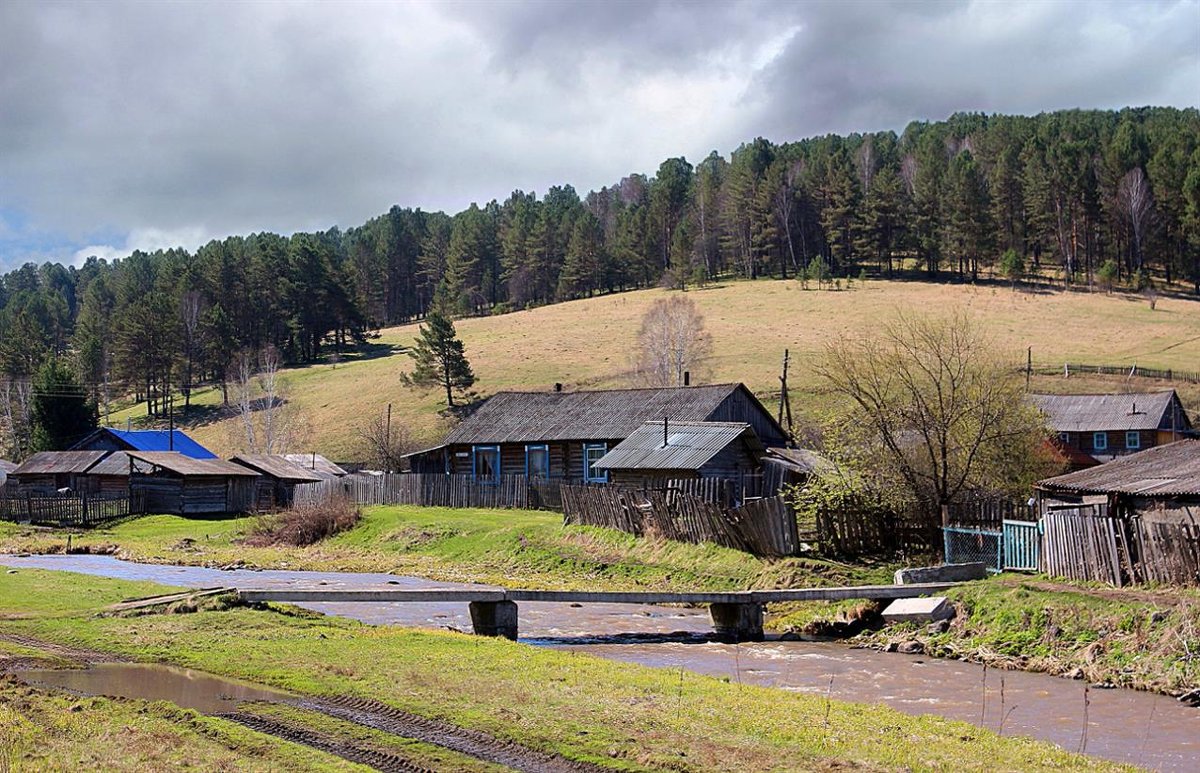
[1093,432,1108,451]
[525,444,549,480]
[583,443,608,483]
[473,446,500,485]
[1126,431,1141,450]
[1058,432,1070,445]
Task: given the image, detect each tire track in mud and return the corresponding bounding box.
[293,695,609,773]
[0,632,125,664]
[220,711,434,773]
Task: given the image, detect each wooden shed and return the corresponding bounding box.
[78,451,157,497]
[125,451,259,515]
[230,454,324,510]
[8,451,107,495]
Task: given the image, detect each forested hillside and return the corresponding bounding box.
[2,107,1199,458]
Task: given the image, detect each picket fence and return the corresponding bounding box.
[0,492,140,526]
[1042,505,1200,586]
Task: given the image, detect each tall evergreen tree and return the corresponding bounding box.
[30,358,96,452]
[406,310,475,408]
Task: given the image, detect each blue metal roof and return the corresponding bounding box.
[106,429,217,459]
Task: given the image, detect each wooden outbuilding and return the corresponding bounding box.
[7,451,107,494]
[230,454,324,510]
[592,421,766,501]
[1036,439,1200,519]
[125,451,259,515]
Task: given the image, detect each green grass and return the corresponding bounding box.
[0,568,1126,772]
[0,676,364,771]
[0,505,894,591]
[862,574,1200,695]
[101,277,1200,458]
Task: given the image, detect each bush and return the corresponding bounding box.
[246,496,361,547]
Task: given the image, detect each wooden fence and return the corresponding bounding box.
[1031,362,1200,384]
[943,499,1037,528]
[0,492,140,527]
[560,484,797,557]
[294,473,538,511]
[817,501,941,557]
[1041,504,1200,586]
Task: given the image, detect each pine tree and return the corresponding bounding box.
[407,310,475,408]
[30,358,96,452]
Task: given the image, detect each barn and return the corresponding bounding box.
[230,454,325,510]
[125,451,259,515]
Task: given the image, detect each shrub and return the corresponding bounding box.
[246,496,361,547]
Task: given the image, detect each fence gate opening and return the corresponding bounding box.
[943,520,1041,573]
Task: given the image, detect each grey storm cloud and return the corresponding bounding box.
[0,0,1196,269]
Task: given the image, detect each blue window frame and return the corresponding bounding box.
[525,444,549,480]
[1093,432,1108,451]
[472,445,500,485]
[583,443,608,483]
[1126,431,1141,450]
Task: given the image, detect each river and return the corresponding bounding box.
[2,554,1196,770]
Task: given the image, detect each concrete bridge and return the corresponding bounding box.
[236,583,958,641]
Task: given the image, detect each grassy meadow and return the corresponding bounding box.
[105,278,1200,459]
[0,568,1126,772]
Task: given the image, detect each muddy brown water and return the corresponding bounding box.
[15,662,291,714]
[3,554,1199,770]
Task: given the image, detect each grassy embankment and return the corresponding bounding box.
[105,278,1200,458]
[0,568,1125,772]
[847,575,1200,697]
[0,504,893,592]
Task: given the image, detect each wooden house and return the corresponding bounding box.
[592,421,765,500]
[8,451,108,494]
[1033,391,1192,469]
[125,451,259,515]
[404,383,790,485]
[230,454,325,510]
[71,428,218,460]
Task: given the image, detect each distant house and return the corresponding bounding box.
[282,453,348,479]
[231,454,324,510]
[593,421,766,498]
[1037,439,1200,521]
[8,451,108,494]
[71,428,217,460]
[404,383,790,486]
[1033,391,1192,469]
[125,451,258,515]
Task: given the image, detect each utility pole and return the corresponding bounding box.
[386,403,393,471]
[777,349,793,437]
[1026,346,1032,392]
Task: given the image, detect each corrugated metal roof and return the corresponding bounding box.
[1032,391,1183,433]
[282,453,348,477]
[72,428,217,459]
[764,447,832,475]
[125,451,260,477]
[593,421,761,471]
[1037,439,1200,496]
[231,455,324,482]
[442,384,753,445]
[11,451,108,476]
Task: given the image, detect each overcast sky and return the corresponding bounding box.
[1,0,1197,271]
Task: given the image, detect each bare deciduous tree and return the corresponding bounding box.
[356,411,411,472]
[1117,167,1154,273]
[816,312,1056,515]
[631,296,713,387]
[179,290,203,412]
[229,345,309,454]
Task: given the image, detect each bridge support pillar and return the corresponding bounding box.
[709,602,764,642]
[469,600,518,640]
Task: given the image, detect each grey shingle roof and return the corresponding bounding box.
[86,451,155,477]
[231,455,324,482]
[593,421,761,471]
[0,460,16,474]
[1032,391,1184,433]
[1038,439,1200,496]
[283,454,348,477]
[125,451,260,478]
[442,384,752,445]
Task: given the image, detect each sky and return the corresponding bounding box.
[0,0,1197,271]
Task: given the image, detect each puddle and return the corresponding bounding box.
[15,662,291,714]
